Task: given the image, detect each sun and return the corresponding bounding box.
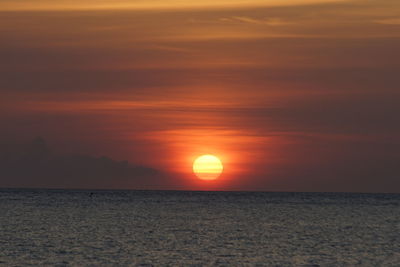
[193,154,223,180]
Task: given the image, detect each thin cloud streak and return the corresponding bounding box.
[0,0,347,11]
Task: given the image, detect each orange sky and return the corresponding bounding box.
[1,0,400,192]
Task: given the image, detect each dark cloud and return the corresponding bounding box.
[0,137,174,189]
[223,91,400,135]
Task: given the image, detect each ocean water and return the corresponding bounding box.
[0,190,399,266]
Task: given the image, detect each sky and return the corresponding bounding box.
[0,0,399,192]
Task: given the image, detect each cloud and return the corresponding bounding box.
[375,18,400,25]
[0,0,348,11]
[221,16,292,26]
[0,137,171,189]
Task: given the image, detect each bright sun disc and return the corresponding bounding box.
[193,154,223,180]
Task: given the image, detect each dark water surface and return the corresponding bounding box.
[0,189,399,266]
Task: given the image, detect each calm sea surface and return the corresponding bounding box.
[0,189,399,266]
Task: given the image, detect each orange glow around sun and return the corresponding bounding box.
[193,155,223,180]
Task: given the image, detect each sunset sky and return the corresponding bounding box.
[1,0,399,192]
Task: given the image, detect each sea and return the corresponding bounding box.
[0,189,399,266]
